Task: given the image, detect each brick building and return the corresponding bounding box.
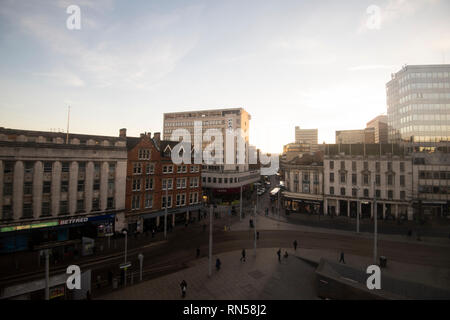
[123,130,203,234]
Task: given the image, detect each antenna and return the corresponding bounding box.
[66,106,70,144]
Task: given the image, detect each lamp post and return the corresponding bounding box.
[123,230,128,287]
[208,204,213,277]
[164,185,168,240]
[138,253,144,282]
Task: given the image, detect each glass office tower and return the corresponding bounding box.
[386,64,450,143]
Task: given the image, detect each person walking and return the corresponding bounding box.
[293,240,298,251]
[216,258,221,271]
[339,251,346,264]
[180,280,187,298]
[240,249,246,262]
[277,249,281,263]
[256,231,259,240]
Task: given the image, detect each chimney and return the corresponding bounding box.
[154,132,160,142]
[119,128,127,138]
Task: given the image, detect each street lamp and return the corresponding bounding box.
[164,185,168,240]
[138,253,144,282]
[123,230,128,287]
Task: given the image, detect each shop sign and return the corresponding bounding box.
[59,217,88,225]
[0,221,58,233]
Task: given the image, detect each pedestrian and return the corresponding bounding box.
[339,251,346,264]
[86,290,91,300]
[277,249,281,263]
[240,249,246,262]
[284,251,289,259]
[180,280,187,298]
[196,247,200,258]
[256,231,260,240]
[216,258,221,271]
[293,240,298,251]
[152,229,155,238]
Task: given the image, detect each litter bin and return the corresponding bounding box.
[379,256,387,268]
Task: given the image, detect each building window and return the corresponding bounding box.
[132,195,140,210]
[146,163,155,175]
[92,198,100,211]
[43,181,51,194]
[352,174,357,185]
[62,162,70,173]
[352,161,356,171]
[375,174,380,186]
[59,201,68,215]
[190,192,199,204]
[375,190,381,198]
[109,163,115,175]
[352,188,357,197]
[163,165,173,174]
[21,203,33,218]
[162,178,173,190]
[329,161,334,169]
[363,189,369,197]
[162,195,172,208]
[145,177,153,190]
[78,162,86,173]
[78,180,85,192]
[107,197,115,209]
[24,182,33,195]
[387,175,393,186]
[363,162,368,170]
[177,178,187,189]
[93,179,100,191]
[400,162,405,172]
[43,162,53,173]
[190,177,199,188]
[340,188,346,196]
[329,187,334,195]
[375,162,380,172]
[132,178,141,191]
[400,191,405,200]
[340,173,346,184]
[4,161,14,174]
[400,175,405,187]
[108,179,115,192]
[133,163,142,175]
[178,165,187,173]
[24,161,34,174]
[76,200,84,213]
[190,165,199,173]
[138,149,151,160]
[94,163,100,174]
[340,161,345,170]
[42,202,51,216]
[387,162,392,171]
[144,194,153,208]
[363,174,369,185]
[60,180,68,193]
[329,172,334,183]
[2,205,13,220]
[388,190,393,199]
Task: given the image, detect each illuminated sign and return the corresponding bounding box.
[0,221,58,233]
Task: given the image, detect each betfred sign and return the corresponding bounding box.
[59,217,88,225]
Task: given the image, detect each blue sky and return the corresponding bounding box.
[1,0,449,153]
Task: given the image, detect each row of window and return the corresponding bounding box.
[132,163,200,175]
[398,81,450,94]
[328,187,404,200]
[395,103,450,114]
[399,92,450,104]
[418,171,450,180]
[132,177,200,191]
[1,197,115,220]
[165,120,225,127]
[328,172,404,186]
[328,160,404,172]
[418,185,450,195]
[202,176,240,184]
[3,178,115,197]
[131,192,200,210]
[397,71,450,85]
[3,161,116,175]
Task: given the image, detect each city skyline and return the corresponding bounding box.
[1,0,450,153]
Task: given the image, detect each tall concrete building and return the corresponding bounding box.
[295,126,318,151]
[163,108,260,201]
[0,128,128,253]
[335,128,375,144]
[386,64,450,144]
[366,115,388,144]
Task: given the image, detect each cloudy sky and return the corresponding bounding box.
[0,0,449,153]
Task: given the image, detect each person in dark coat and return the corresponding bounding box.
[216,258,221,270]
[240,249,246,262]
[277,249,281,263]
[293,240,298,251]
[339,251,346,264]
[180,280,187,298]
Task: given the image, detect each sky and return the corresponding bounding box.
[0,0,449,153]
